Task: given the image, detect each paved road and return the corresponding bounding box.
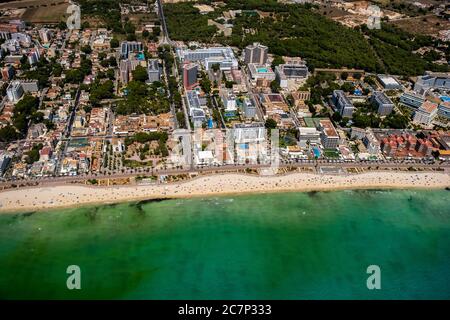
[106,104,115,137]
[156,0,170,44]
[212,95,226,128]
[156,0,191,130]
[1,160,448,189]
[55,87,81,175]
[242,66,265,121]
[161,55,179,130]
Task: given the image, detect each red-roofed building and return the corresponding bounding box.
[39,146,53,161]
[380,133,437,158]
[415,139,434,157]
[413,101,438,126]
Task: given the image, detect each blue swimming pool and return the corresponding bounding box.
[440,96,450,103]
[224,111,236,117]
[313,147,321,158]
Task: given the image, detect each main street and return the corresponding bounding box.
[157,0,191,131]
[161,56,179,130]
[55,86,81,175]
[156,0,170,45]
[242,65,265,122]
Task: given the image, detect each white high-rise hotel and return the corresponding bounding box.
[244,42,268,65]
[177,47,238,71]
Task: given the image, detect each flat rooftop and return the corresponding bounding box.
[319,119,339,138]
[419,101,438,113]
[373,91,393,105]
[233,122,265,129]
[265,93,284,102]
[378,74,400,86]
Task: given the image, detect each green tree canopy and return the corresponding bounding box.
[265,118,277,130]
[110,38,119,48]
[132,65,148,82]
[0,125,19,142]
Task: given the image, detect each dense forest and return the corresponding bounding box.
[163,0,448,76]
[163,3,218,43]
[363,23,449,75]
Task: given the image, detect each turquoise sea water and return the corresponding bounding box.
[0,189,449,299]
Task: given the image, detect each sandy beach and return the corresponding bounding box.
[0,171,449,213]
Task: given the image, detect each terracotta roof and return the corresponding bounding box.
[419,101,438,113]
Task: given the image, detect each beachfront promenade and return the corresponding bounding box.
[0,159,449,189]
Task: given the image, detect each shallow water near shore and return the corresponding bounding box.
[0,189,449,299]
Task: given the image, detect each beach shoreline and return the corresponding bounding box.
[0,170,449,214]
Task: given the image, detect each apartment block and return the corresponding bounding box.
[332,90,355,118]
[370,91,394,116]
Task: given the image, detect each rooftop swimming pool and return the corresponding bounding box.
[257,68,269,73]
